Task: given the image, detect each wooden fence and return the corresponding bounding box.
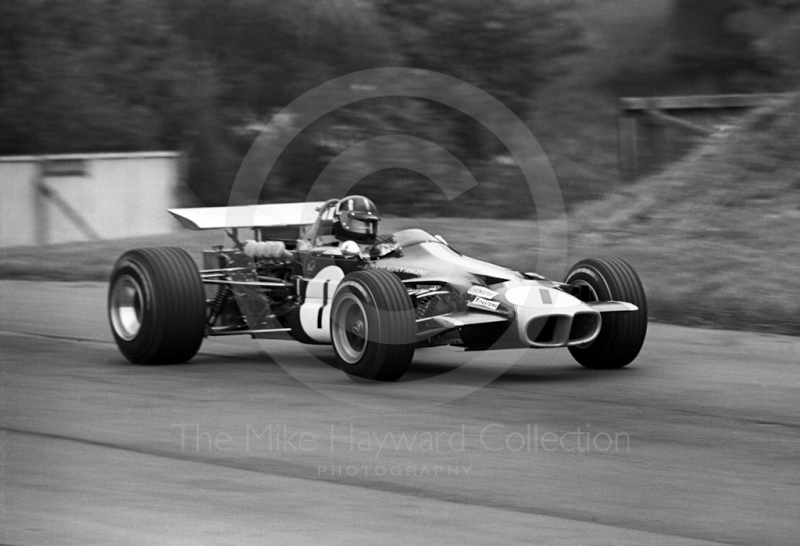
[617,93,790,182]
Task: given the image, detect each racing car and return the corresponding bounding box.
[108,196,647,381]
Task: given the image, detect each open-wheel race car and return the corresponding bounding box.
[108,196,647,381]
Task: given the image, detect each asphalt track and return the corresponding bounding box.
[1,280,798,545]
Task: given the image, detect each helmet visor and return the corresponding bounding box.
[349,218,378,235]
[346,211,379,235]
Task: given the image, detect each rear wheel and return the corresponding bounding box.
[108,247,206,364]
[565,258,647,369]
[330,270,415,381]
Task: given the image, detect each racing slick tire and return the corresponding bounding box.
[108,247,206,364]
[565,258,647,369]
[330,270,415,381]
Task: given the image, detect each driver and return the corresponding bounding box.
[332,195,399,259]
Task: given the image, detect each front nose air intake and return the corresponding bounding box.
[568,313,600,344]
[524,313,601,347]
[526,316,569,346]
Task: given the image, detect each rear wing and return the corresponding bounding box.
[168,202,325,231]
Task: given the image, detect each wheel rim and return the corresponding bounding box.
[110,274,144,341]
[332,293,369,364]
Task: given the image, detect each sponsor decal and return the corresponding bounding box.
[367,264,429,277]
[467,286,498,300]
[306,259,317,276]
[468,297,501,312]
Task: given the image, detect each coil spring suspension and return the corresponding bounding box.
[207,284,232,326]
[416,296,438,320]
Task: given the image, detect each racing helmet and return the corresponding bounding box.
[333,195,380,244]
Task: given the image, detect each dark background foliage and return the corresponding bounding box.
[0,0,796,214]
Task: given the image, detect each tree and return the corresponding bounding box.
[728,0,800,85]
[376,0,583,119]
[670,0,800,91]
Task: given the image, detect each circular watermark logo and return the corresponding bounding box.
[226,67,567,410]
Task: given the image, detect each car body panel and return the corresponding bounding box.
[166,202,638,351]
[168,202,325,230]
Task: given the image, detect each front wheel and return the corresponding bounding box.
[330,270,415,381]
[565,258,647,369]
[108,247,206,364]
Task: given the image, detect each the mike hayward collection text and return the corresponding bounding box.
[172,423,630,456]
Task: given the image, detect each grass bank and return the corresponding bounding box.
[1,207,795,336]
[3,94,798,336]
[569,92,800,336]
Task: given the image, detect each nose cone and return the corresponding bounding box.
[503,285,582,309]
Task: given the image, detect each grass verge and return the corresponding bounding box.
[2,214,795,336]
[4,92,798,336]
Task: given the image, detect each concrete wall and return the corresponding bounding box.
[0,152,183,247]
